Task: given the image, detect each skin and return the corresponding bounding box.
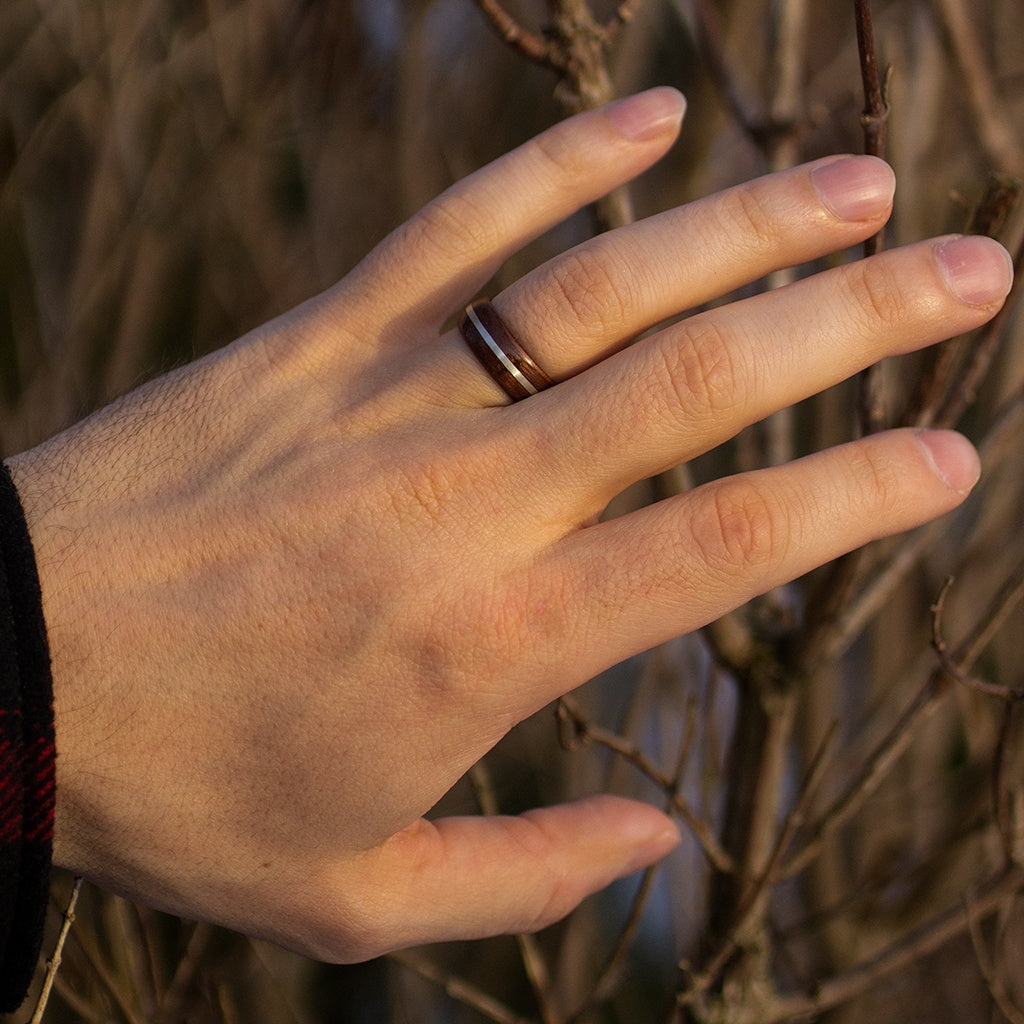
[6,87,1013,962]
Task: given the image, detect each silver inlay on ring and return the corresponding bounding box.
[465,305,540,397]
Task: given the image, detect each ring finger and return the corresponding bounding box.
[450,153,897,406]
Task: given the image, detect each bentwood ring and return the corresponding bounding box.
[458,301,555,402]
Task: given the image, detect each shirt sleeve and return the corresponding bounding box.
[0,461,56,1014]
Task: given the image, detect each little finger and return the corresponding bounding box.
[532,429,979,691]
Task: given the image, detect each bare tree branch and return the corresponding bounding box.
[993,704,1022,868]
[62,897,150,1024]
[931,569,1024,702]
[557,695,736,873]
[473,0,563,69]
[931,0,1024,171]
[677,721,837,1008]
[755,869,1024,1023]
[822,371,1024,663]
[966,900,1024,1024]
[854,0,889,165]
[567,866,660,1022]
[780,672,949,880]
[471,0,641,230]
[854,0,890,435]
[569,698,699,1020]
[29,877,83,1024]
[392,951,536,1024]
[907,177,1023,428]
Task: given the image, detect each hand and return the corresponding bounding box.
[8,87,1011,961]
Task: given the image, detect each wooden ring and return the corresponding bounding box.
[458,301,554,402]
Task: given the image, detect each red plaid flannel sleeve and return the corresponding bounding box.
[0,462,55,1014]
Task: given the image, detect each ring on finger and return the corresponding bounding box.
[458,300,554,402]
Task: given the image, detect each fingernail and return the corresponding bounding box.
[810,155,895,221]
[935,235,1014,306]
[915,429,981,495]
[605,87,686,141]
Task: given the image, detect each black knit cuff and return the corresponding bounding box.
[0,460,56,1014]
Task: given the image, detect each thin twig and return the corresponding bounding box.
[676,722,838,1006]
[472,0,562,68]
[65,899,149,1024]
[907,177,1023,428]
[931,0,1024,171]
[930,570,1024,701]
[929,571,1024,863]
[780,671,948,879]
[854,0,889,165]
[557,696,735,872]
[753,869,1024,1023]
[568,866,660,1022]
[809,529,933,666]
[391,951,536,1024]
[793,548,1024,878]
[29,877,83,1024]
[822,375,1024,663]
[766,721,839,884]
[471,0,640,230]
[966,898,1024,1024]
[797,548,870,673]
[993,704,1020,867]
[854,0,890,435]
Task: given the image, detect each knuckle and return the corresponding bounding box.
[415,567,576,709]
[546,242,633,338]
[512,818,578,932]
[688,480,782,576]
[846,441,904,514]
[713,183,781,257]
[660,320,743,420]
[524,870,576,932]
[845,257,910,331]
[399,188,498,266]
[479,572,575,671]
[524,128,588,188]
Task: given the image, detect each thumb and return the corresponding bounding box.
[342,795,679,959]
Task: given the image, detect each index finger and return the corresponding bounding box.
[334,88,687,337]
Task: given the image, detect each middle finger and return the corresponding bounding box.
[526,232,1012,508]
[484,155,897,389]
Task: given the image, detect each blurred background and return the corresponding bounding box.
[3,0,1024,1021]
